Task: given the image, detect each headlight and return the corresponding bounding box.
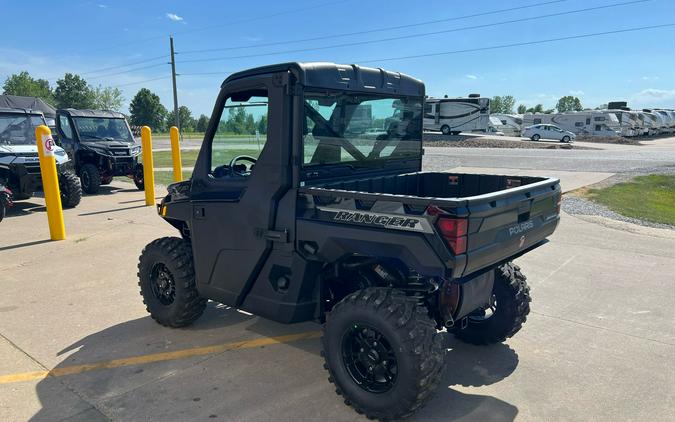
[54,149,66,156]
[131,146,141,154]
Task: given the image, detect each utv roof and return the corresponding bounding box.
[0,107,44,116]
[58,109,126,119]
[223,62,424,97]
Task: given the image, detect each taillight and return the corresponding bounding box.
[555,193,562,214]
[436,216,468,255]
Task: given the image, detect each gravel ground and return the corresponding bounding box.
[563,165,675,230]
[423,138,586,150]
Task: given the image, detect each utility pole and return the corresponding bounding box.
[169,35,180,131]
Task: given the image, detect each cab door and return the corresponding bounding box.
[188,75,292,307]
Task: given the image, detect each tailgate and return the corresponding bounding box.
[460,177,560,276]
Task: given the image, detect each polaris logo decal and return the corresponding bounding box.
[508,221,534,236]
[318,208,434,233]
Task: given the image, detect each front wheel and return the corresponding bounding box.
[137,237,206,327]
[440,125,451,135]
[133,164,145,191]
[322,288,445,420]
[561,135,571,143]
[58,171,82,208]
[453,262,531,345]
[80,163,101,194]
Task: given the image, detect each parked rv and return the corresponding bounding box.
[649,109,674,134]
[491,113,523,136]
[423,94,490,135]
[523,111,620,137]
[605,109,641,137]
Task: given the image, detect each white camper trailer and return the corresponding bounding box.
[522,112,620,137]
[634,112,656,136]
[604,110,640,137]
[651,110,674,134]
[424,95,491,135]
[491,113,523,136]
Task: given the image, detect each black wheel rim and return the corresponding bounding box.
[150,263,176,305]
[468,294,497,322]
[341,324,398,393]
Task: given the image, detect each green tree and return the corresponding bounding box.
[517,104,527,114]
[556,96,583,112]
[501,95,516,114]
[196,114,209,132]
[2,71,54,104]
[256,114,268,134]
[92,86,124,111]
[129,88,167,131]
[490,96,503,114]
[166,106,195,131]
[54,73,95,109]
[526,104,545,113]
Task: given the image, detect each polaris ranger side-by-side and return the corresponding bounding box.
[55,109,144,194]
[0,108,81,222]
[137,63,561,420]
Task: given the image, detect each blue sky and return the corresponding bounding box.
[1,0,674,116]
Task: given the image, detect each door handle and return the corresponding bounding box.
[263,229,288,243]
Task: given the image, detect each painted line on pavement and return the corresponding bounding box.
[0,331,321,385]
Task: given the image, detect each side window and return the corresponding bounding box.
[59,115,73,139]
[575,122,584,127]
[586,118,591,124]
[210,89,268,177]
[533,118,542,125]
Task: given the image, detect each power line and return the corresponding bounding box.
[87,62,169,80]
[111,76,171,88]
[79,55,168,76]
[178,0,573,55]
[178,0,651,64]
[359,23,675,63]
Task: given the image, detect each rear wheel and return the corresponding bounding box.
[322,288,445,420]
[58,171,82,208]
[80,163,101,194]
[440,125,451,135]
[531,134,541,141]
[137,237,206,327]
[453,262,531,345]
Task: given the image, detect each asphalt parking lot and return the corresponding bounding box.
[1,139,674,421]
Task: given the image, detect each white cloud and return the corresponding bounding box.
[629,88,675,108]
[641,76,660,81]
[97,4,108,8]
[570,90,585,96]
[166,13,184,22]
[465,74,478,80]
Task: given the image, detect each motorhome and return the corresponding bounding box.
[523,111,620,137]
[643,109,668,134]
[604,109,640,137]
[634,111,656,136]
[423,95,490,135]
[652,109,674,134]
[491,113,523,136]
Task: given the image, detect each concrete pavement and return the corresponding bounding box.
[1,140,674,421]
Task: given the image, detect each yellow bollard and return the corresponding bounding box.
[35,125,66,240]
[170,126,183,182]
[141,126,156,206]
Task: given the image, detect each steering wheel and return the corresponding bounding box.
[228,155,258,176]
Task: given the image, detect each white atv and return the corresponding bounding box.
[0,108,81,222]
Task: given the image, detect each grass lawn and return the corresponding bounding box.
[142,148,260,168]
[586,174,675,225]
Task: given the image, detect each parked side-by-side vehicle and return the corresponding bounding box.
[0,108,81,222]
[135,62,561,420]
[55,109,144,194]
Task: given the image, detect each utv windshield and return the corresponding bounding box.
[73,117,134,142]
[0,114,45,145]
[303,93,422,167]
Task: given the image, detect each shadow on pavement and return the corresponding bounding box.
[5,201,45,217]
[0,238,52,252]
[29,304,518,422]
